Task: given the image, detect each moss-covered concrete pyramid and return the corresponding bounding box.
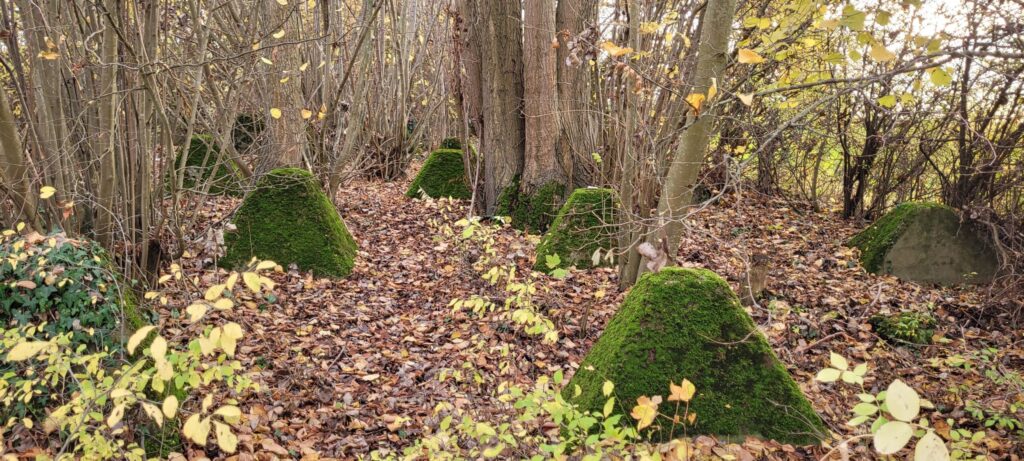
[175,134,243,195]
[847,202,997,285]
[496,178,566,233]
[564,268,825,444]
[406,149,471,199]
[222,168,357,277]
[534,188,617,273]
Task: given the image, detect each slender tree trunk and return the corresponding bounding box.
[628,0,737,285]
[480,0,525,213]
[267,1,308,168]
[94,0,120,247]
[522,0,564,193]
[0,87,42,231]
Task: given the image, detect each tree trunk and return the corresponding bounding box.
[479,0,525,214]
[267,1,308,168]
[627,0,737,286]
[522,0,564,192]
[555,0,599,189]
[0,86,42,231]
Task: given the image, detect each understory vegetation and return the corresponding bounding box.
[1,0,1022,459]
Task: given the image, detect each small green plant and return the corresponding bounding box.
[870,311,936,345]
[818,352,950,459]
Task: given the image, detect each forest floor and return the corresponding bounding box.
[164,168,1024,460]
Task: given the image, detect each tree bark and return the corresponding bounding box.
[555,0,599,188]
[522,0,564,192]
[479,0,525,213]
[0,86,42,231]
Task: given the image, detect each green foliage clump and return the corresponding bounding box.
[564,268,826,444]
[222,168,358,278]
[405,149,472,199]
[870,311,936,345]
[232,113,264,152]
[847,202,948,273]
[0,233,145,351]
[173,134,242,196]
[440,137,462,150]
[496,178,566,233]
[534,188,618,273]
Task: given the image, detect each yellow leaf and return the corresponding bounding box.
[150,335,167,361]
[707,78,718,101]
[737,48,765,64]
[275,0,287,4]
[869,44,896,62]
[260,57,273,65]
[270,108,282,119]
[141,402,163,427]
[602,381,614,397]
[737,92,755,106]
[830,352,849,371]
[204,284,225,301]
[272,29,285,39]
[186,303,208,322]
[214,421,238,453]
[243,272,262,293]
[668,379,696,403]
[127,326,155,354]
[202,394,214,413]
[601,41,633,58]
[214,405,242,424]
[39,186,56,199]
[299,62,309,72]
[685,93,706,112]
[183,414,211,446]
[37,50,59,60]
[107,404,125,428]
[630,396,659,430]
[6,341,49,361]
[163,395,179,419]
[256,260,278,270]
[225,272,238,290]
[301,109,313,120]
[213,298,234,310]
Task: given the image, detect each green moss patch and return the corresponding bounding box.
[870,311,936,345]
[564,268,825,444]
[847,202,997,284]
[222,168,358,278]
[174,134,243,195]
[496,178,566,232]
[533,188,617,273]
[405,149,472,200]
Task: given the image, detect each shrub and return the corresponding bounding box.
[869,311,936,345]
[0,232,145,352]
[222,168,358,277]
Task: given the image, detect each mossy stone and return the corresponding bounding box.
[847,202,997,285]
[869,311,936,345]
[405,149,472,200]
[222,168,357,277]
[440,137,462,150]
[496,178,566,233]
[173,134,243,196]
[534,188,617,273]
[564,268,826,444]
